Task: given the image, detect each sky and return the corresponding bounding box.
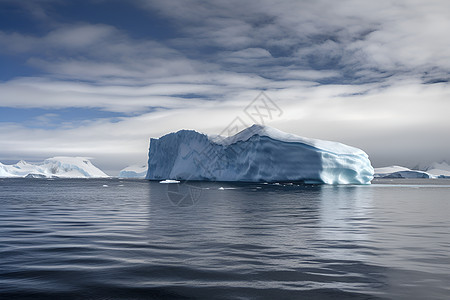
[0,0,449,175]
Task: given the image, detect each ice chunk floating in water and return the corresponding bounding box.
[159,179,181,184]
[146,125,374,184]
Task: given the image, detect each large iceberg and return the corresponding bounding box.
[0,157,108,178]
[146,125,374,184]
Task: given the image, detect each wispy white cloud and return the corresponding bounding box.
[0,23,202,84]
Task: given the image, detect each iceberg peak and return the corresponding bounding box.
[213,124,365,156]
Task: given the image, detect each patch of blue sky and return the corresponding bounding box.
[54,0,179,40]
[0,3,46,35]
[0,56,43,81]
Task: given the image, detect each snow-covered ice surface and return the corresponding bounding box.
[374,166,411,177]
[146,124,374,184]
[0,157,108,178]
[118,164,147,178]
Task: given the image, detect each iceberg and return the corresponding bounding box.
[374,166,434,178]
[381,170,432,179]
[0,157,108,178]
[118,164,147,178]
[146,124,374,184]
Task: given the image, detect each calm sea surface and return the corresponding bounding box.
[0,178,449,299]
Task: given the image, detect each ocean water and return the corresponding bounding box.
[0,178,449,299]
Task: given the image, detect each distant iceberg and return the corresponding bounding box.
[118,164,147,178]
[373,166,428,178]
[146,124,374,184]
[374,162,450,179]
[376,170,433,179]
[0,157,108,178]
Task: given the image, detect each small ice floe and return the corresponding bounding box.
[218,187,237,190]
[159,179,180,184]
[102,184,109,187]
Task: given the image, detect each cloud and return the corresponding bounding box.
[0,0,59,21]
[0,72,275,113]
[3,0,450,83]
[0,23,201,83]
[137,0,450,81]
[225,48,272,59]
[3,1,448,84]
[33,113,60,126]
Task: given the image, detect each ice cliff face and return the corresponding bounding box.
[0,157,108,178]
[146,125,374,184]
